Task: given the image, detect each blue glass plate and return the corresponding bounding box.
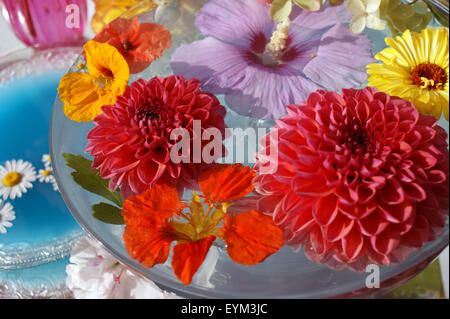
[0,47,84,270]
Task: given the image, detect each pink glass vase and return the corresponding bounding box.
[0,0,87,49]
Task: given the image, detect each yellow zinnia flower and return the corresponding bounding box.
[367,27,449,120]
[58,41,129,122]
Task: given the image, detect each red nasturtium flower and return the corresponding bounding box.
[92,17,172,74]
[122,164,284,285]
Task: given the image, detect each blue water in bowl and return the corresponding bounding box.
[0,72,81,248]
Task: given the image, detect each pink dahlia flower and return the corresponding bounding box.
[254,87,449,270]
[86,75,226,198]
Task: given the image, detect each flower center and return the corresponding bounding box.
[261,18,291,67]
[137,99,167,121]
[94,75,113,95]
[411,63,447,90]
[347,132,374,155]
[43,170,51,177]
[3,172,22,187]
[123,40,132,52]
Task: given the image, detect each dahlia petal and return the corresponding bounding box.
[291,208,315,235]
[221,210,284,265]
[254,174,290,195]
[313,194,339,226]
[136,160,166,186]
[401,215,431,248]
[366,240,391,265]
[310,225,327,256]
[387,213,415,236]
[370,229,400,256]
[292,176,333,196]
[401,182,427,203]
[172,236,216,285]
[357,211,389,236]
[424,208,447,233]
[408,151,438,170]
[426,170,447,184]
[303,24,374,91]
[356,183,376,204]
[377,201,414,224]
[323,214,355,242]
[339,200,376,220]
[341,227,364,261]
[257,194,284,217]
[378,179,405,205]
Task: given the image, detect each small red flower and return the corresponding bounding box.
[255,87,449,270]
[86,75,227,198]
[92,17,172,74]
[122,164,284,285]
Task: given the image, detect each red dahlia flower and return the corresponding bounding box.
[254,87,449,270]
[86,75,226,198]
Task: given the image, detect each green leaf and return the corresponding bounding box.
[62,153,123,207]
[270,0,292,22]
[92,202,124,225]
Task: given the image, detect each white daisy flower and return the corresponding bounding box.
[0,199,15,234]
[37,168,54,183]
[51,178,59,192]
[37,167,59,192]
[42,154,52,169]
[0,159,37,200]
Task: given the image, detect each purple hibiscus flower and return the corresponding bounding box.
[171,0,375,119]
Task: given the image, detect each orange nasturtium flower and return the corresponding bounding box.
[92,17,172,74]
[122,164,284,285]
[58,40,129,123]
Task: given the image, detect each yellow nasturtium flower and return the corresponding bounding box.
[58,41,130,123]
[367,28,449,120]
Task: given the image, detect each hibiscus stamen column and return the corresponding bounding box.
[262,17,291,66]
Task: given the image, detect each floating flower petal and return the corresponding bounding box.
[220,210,284,265]
[198,164,256,203]
[172,235,216,285]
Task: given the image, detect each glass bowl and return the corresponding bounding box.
[50,0,449,298]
